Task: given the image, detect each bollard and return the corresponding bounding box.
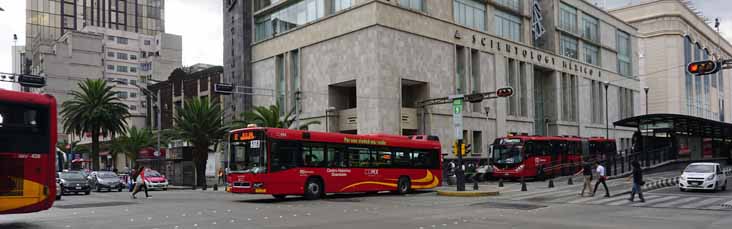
[203,184,208,191]
[548,179,554,188]
[473,179,479,190]
[192,185,196,190]
[567,176,573,185]
[213,184,218,191]
[498,178,504,188]
[521,177,527,192]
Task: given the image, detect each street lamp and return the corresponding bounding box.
[111,79,161,162]
[644,86,650,115]
[325,106,336,132]
[604,81,610,139]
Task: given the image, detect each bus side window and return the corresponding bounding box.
[271,141,301,172]
[348,147,371,168]
[327,145,349,168]
[412,151,428,168]
[302,143,326,167]
[393,150,411,167]
[374,148,393,168]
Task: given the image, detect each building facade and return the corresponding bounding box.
[228,0,642,159]
[223,0,254,121]
[610,0,732,122]
[147,66,225,185]
[10,45,26,91]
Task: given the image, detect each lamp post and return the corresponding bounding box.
[644,86,650,115]
[604,81,610,139]
[325,107,336,132]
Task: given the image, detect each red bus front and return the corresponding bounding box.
[226,128,442,199]
[0,89,57,214]
[491,136,584,179]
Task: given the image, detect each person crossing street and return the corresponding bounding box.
[592,161,610,197]
[628,161,645,202]
[575,159,594,197]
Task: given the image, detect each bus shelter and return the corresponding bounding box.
[614,114,732,163]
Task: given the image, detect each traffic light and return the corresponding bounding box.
[687,60,720,76]
[464,144,472,155]
[18,74,46,88]
[453,141,459,156]
[453,142,470,156]
[496,87,514,97]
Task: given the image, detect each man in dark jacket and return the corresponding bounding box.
[575,160,594,196]
[628,161,645,202]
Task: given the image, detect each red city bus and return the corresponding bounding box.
[226,127,442,200]
[491,136,615,179]
[0,89,57,214]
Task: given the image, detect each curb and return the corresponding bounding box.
[436,190,499,197]
[643,176,679,191]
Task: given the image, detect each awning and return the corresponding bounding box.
[614,113,732,139]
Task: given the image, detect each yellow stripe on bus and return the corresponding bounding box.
[0,178,48,212]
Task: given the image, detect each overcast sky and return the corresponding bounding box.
[1,0,731,90]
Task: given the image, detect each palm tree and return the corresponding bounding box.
[233,103,320,129]
[173,97,228,188]
[109,127,154,168]
[61,79,129,171]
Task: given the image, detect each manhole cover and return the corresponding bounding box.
[471,202,546,210]
[54,201,136,209]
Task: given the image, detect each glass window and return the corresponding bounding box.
[495,0,520,11]
[254,0,326,42]
[559,3,577,34]
[117,52,128,60]
[116,91,128,99]
[399,0,423,12]
[392,150,412,167]
[302,143,326,167]
[494,10,521,42]
[107,65,115,70]
[583,43,599,65]
[373,148,393,168]
[130,105,137,110]
[117,66,128,72]
[130,80,137,85]
[117,37,129,44]
[0,102,50,153]
[617,30,632,77]
[560,34,578,59]
[130,92,137,98]
[130,55,137,60]
[335,0,353,12]
[684,36,693,115]
[348,147,372,168]
[107,52,115,57]
[107,36,115,41]
[130,67,137,73]
[453,0,485,31]
[582,14,599,42]
[144,40,151,45]
[327,145,349,168]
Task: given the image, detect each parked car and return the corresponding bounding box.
[88,171,124,192]
[679,162,727,192]
[57,171,91,195]
[475,165,494,181]
[143,169,169,191]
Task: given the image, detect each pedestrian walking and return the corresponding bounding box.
[217,168,225,185]
[628,161,645,202]
[574,160,593,196]
[592,161,610,197]
[131,166,150,199]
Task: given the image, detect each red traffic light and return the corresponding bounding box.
[496,87,514,97]
[687,61,720,75]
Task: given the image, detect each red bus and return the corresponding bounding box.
[226,127,442,200]
[0,89,57,214]
[491,136,615,179]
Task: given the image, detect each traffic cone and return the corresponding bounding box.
[498,179,504,187]
[548,179,555,188]
[521,177,527,192]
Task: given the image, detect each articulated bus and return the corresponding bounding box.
[226,127,442,200]
[491,135,616,180]
[0,89,57,214]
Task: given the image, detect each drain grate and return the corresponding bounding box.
[54,201,136,209]
[471,201,547,210]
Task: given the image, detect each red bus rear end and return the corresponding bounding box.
[491,136,597,180]
[226,128,442,199]
[0,89,57,214]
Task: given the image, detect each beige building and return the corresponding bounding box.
[610,0,732,122]
[233,0,643,159]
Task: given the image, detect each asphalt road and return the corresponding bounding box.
[2,188,732,229]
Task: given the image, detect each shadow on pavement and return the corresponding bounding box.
[235,190,435,203]
[0,222,44,229]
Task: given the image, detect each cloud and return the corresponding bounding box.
[0,0,26,90]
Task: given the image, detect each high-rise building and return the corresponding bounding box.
[226,0,643,158]
[223,0,253,121]
[26,0,165,54]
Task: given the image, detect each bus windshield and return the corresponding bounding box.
[230,138,268,173]
[0,102,50,153]
[493,144,523,164]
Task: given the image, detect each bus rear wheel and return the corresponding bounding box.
[304,178,323,200]
[396,177,411,195]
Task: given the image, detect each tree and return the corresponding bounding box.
[61,79,129,171]
[173,97,228,188]
[109,127,154,169]
[232,103,320,129]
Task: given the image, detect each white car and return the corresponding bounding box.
[679,163,727,192]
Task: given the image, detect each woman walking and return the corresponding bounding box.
[131,166,150,199]
[575,159,594,196]
[628,161,645,202]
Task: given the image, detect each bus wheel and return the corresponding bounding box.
[397,177,411,195]
[273,195,286,200]
[304,178,323,200]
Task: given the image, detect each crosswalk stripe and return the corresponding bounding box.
[605,195,665,206]
[630,196,679,207]
[567,196,604,204]
[653,197,702,208]
[679,198,727,209]
[591,195,638,205]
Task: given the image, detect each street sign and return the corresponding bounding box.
[214,83,235,95]
[496,87,514,97]
[465,93,484,103]
[18,74,46,88]
[452,97,463,140]
[687,60,720,75]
